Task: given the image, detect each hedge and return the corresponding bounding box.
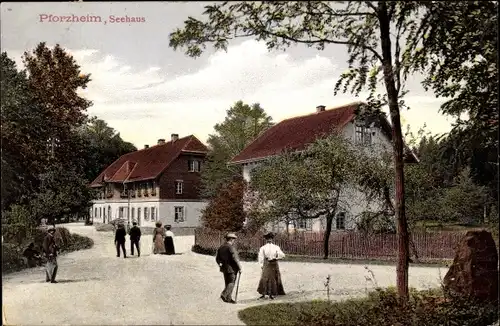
[2,226,94,274]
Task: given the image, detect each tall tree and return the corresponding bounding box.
[202,100,274,198]
[0,52,50,210]
[22,42,92,166]
[169,1,420,302]
[248,133,393,259]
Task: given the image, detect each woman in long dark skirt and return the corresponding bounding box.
[257,232,286,299]
[163,225,176,255]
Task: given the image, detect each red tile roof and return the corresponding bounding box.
[90,135,208,187]
[229,103,359,164]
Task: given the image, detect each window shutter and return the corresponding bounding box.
[188,160,192,171]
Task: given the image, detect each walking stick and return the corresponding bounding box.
[234,271,242,303]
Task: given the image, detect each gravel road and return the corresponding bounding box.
[2,223,445,325]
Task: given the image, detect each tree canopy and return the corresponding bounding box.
[201,100,273,198]
[1,44,136,226]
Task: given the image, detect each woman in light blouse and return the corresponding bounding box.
[257,232,286,299]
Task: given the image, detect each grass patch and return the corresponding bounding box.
[238,287,498,326]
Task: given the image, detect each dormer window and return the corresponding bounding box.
[188,159,201,172]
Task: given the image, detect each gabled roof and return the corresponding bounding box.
[229,102,419,164]
[229,103,358,164]
[90,135,208,187]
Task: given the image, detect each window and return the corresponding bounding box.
[137,208,141,221]
[94,208,98,218]
[131,207,135,220]
[151,207,156,221]
[108,206,111,219]
[297,219,312,230]
[175,180,183,194]
[188,159,201,172]
[118,207,124,219]
[174,206,185,222]
[144,207,149,221]
[336,212,346,230]
[355,124,372,145]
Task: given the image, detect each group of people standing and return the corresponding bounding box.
[114,221,176,258]
[216,231,286,303]
[152,222,176,255]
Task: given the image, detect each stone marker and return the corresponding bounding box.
[444,230,499,303]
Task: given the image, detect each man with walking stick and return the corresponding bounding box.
[216,233,242,304]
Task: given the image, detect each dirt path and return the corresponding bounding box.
[2,223,445,325]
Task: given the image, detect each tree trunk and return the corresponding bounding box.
[378,2,410,304]
[323,215,333,259]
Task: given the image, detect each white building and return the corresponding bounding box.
[89,134,208,228]
[229,102,419,233]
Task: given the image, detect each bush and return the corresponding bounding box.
[238,287,499,326]
[2,227,94,274]
[95,223,115,232]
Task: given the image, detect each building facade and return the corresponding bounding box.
[89,134,208,228]
[230,102,419,233]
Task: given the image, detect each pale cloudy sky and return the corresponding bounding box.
[1,2,454,148]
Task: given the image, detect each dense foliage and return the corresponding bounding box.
[2,226,94,274]
[202,176,247,231]
[200,100,273,198]
[1,44,136,226]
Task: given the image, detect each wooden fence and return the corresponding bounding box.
[194,228,470,262]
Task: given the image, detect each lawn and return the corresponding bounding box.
[238,287,499,326]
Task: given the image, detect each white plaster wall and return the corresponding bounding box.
[90,199,160,227]
[158,201,208,228]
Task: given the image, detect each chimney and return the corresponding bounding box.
[171,133,179,142]
[157,139,165,145]
[144,144,149,149]
[316,105,326,112]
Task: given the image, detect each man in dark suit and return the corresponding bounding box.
[216,233,242,304]
[129,221,141,257]
[115,224,127,258]
[42,227,59,283]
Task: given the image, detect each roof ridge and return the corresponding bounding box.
[280,101,362,123]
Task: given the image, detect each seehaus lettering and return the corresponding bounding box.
[108,15,146,23]
[39,14,146,24]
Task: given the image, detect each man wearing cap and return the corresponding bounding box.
[257,232,286,299]
[215,232,242,304]
[42,226,59,283]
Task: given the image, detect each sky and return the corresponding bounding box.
[1,2,455,149]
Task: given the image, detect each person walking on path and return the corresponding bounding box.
[163,225,175,255]
[215,233,242,304]
[152,222,166,254]
[42,226,59,283]
[115,224,127,258]
[129,221,141,257]
[257,232,286,300]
